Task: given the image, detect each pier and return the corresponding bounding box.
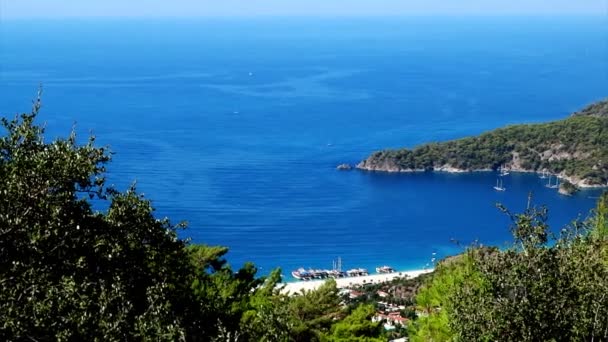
[291,257,372,281]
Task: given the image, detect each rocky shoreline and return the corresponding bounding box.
[354,99,608,190]
[355,161,607,189]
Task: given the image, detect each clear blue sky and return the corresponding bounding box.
[2,0,607,19]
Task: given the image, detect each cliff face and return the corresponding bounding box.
[357,99,608,187]
[357,155,416,172]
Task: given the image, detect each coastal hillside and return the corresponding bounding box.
[358,99,608,187]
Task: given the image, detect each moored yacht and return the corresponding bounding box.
[546,175,560,189]
[493,178,506,191]
[346,268,369,277]
[376,265,395,274]
[328,269,347,278]
[308,269,329,279]
[291,268,312,280]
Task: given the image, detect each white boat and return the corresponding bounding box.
[546,175,560,189]
[329,257,346,278]
[309,269,329,279]
[291,268,312,280]
[539,169,548,179]
[346,268,369,277]
[328,270,347,278]
[493,178,506,191]
[376,265,395,274]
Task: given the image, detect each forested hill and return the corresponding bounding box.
[357,99,608,187]
[572,99,608,118]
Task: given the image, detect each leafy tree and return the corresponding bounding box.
[0,93,205,340]
[288,279,343,342]
[187,244,264,341]
[408,252,487,342]
[590,192,608,240]
[239,269,293,342]
[0,93,303,341]
[323,304,383,342]
[410,195,608,342]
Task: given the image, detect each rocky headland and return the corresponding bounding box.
[357,99,608,188]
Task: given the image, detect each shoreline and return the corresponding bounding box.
[355,165,608,189]
[281,268,433,294]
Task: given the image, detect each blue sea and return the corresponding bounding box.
[1,17,607,278]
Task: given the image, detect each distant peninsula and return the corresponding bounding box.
[357,99,608,188]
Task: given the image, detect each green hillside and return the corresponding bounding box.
[358,99,608,187]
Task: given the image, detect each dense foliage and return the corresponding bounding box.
[0,96,385,341]
[408,193,608,341]
[572,99,608,117]
[360,99,608,185]
[324,305,384,342]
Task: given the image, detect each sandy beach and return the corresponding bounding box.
[281,269,433,294]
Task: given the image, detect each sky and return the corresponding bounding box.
[2,0,607,19]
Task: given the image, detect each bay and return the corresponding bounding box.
[1,17,606,277]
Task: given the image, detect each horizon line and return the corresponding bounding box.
[2,13,607,21]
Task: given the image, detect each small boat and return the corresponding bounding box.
[546,175,560,189]
[376,265,395,274]
[305,268,328,279]
[346,268,369,277]
[328,270,347,278]
[539,169,548,179]
[328,257,346,278]
[291,268,312,280]
[493,178,506,191]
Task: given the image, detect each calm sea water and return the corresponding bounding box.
[1,17,607,277]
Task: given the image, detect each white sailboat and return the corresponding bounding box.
[550,177,560,189]
[493,178,506,191]
[546,175,560,189]
[499,165,510,176]
[539,169,548,179]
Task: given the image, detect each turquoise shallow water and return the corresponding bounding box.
[1,17,606,278]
